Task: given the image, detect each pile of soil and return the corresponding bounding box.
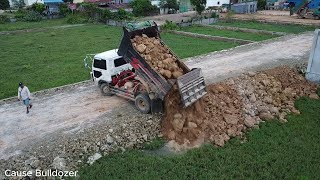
[131,34,184,79]
[162,67,319,149]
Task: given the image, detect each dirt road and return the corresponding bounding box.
[186,32,313,83]
[0,84,126,160]
[0,32,314,160]
[221,12,320,25]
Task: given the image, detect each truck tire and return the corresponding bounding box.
[135,93,151,114]
[100,83,113,96]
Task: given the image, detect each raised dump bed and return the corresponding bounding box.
[118,21,207,107]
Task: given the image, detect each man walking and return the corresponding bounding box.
[18,82,33,114]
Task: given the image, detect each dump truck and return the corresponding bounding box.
[84,21,207,113]
[291,0,320,19]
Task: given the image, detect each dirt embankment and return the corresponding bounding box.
[162,67,319,150]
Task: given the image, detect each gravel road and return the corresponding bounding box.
[0,32,314,162]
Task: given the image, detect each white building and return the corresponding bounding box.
[9,0,44,7]
[206,0,230,7]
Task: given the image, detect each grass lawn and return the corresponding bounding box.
[180,26,278,41]
[0,25,239,99]
[0,18,69,32]
[78,96,320,179]
[162,33,239,59]
[216,20,318,34]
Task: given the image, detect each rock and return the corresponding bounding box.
[249,94,256,102]
[263,97,273,104]
[142,134,148,141]
[214,137,225,147]
[257,106,269,113]
[247,71,256,77]
[279,117,288,123]
[136,44,146,53]
[261,79,270,86]
[269,106,279,114]
[172,115,185,132]
[279,112,287,119]
[227,126,237,137]
[221,133,230,142]
[106,135,114,145]
[30,159,40,169]
[259,112,274,121]
[167,131,176,140]
[188,122,198,128]
[291,108,300,114]
[244,116,255,128]
[87,153,102,165]
[173,113,182,119]
[52,157,66,170]
[25,157,40,169]
[216,85,225,93]
[223,114,238,125]
[309,93,319,99]
[108,129,114,133]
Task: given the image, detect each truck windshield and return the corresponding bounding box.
[93,59,107,70]
[114,58,127,67]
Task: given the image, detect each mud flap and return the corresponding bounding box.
[177,68,207,107]
[151,98,163,113]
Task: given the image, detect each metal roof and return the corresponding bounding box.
[44,0,63,3]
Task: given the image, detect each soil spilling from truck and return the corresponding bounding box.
[161,67,319,150]
[131,34,185,79]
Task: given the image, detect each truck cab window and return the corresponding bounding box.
[114,58,127,67]
[93,59,107,70]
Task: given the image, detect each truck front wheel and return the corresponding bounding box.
[100,83,113,96]
[135,93,151,114]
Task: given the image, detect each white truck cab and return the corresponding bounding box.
[90,49,132,85]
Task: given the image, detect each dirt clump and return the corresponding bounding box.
[162,67,318,150]
[131,34,184,79]
[162,83,244,148]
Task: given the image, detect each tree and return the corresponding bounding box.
[0,0,10,10]
[31,3,46,14]
[257,0,266,10]
[159,0,179,10]
[11,0,25,9]
[130,0,157,16]
[190,0,206,15]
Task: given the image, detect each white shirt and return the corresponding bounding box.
[18,86,31,100]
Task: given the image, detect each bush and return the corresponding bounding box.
[162,20,178,30]
[24,11,42,22]
[159,0,179,10]
[31,3,46,14]
[211,11,218,18]
[117,8,127,20]
[59,3,70,16]
[0,15,10,24]
[101,8,111,20]
[257,0,266,10]
[80,2,98,18]
[66,14,88,24]
[0,0,10,10]
[130,0,158,16]
[225,10,234,22]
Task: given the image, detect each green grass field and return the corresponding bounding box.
[78,96,320,179]
[0,18,69,32]
[180,26,278,41]
[216,20,317,34]
[0,25,239,99]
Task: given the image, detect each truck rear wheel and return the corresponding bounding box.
[100,83,113,96]
[135,93,151,114]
